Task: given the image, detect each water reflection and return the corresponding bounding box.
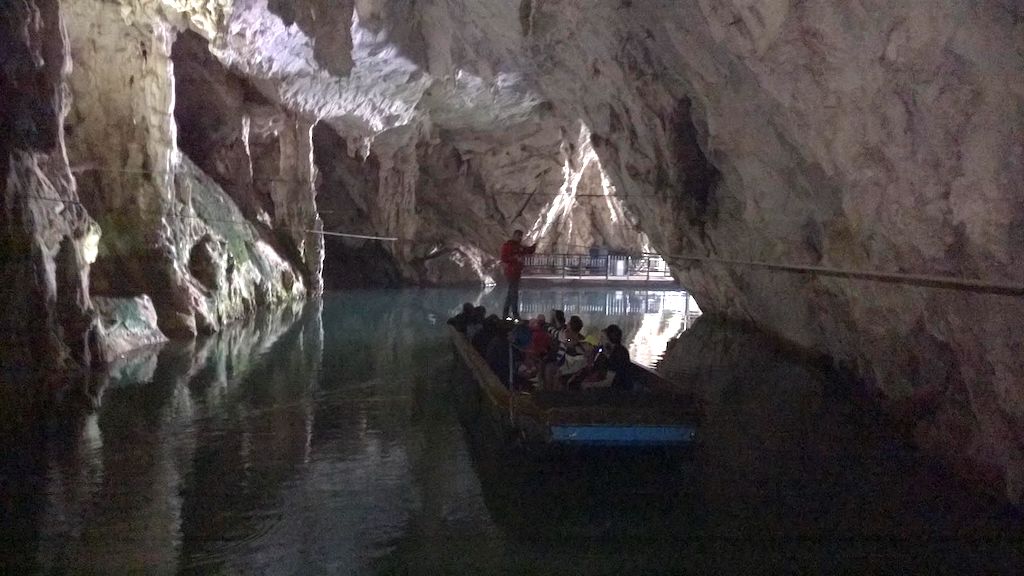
[517,288,701,368]
[1,289,1019,574]
[2,301,323,574]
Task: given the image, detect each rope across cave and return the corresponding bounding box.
[664,254,1024,297]
[10,191,1024,296]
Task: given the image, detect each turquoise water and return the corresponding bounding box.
[1,288,1019,574]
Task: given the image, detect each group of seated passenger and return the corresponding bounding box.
[449,303,633,391]
[449,304,520,386]
[539,310,633,391]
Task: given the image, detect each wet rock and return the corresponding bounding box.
[172,30,324,295]
[188,234,225,292]
[0,0,99,374]
[101,345,161,389]
[92,295,168,361]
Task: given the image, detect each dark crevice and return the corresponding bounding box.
[669,97,721,230]
[519,0,533,36]
[312,123,405,289]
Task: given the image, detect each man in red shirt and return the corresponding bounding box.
[500,230,536,320]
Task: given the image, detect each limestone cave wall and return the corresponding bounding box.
[1,0,98,378]
[61,0,318,340]
[2,0,322,378]
[313,118,649,288]
[574,0,1024,503]
[200,0,652,287]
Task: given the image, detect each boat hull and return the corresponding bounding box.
[449,326,699,449]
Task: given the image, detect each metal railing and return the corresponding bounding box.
[521,253,674,281]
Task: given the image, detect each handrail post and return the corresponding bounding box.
[561,255,566,279]
[606,255,610,279]
[646,254,651,282]
[684,291,690,330]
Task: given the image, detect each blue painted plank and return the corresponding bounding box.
[550,425,697,446]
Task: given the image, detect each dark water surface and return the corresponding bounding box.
[1,288,1020,574]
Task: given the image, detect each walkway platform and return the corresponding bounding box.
[521,275,678,288]
[520,253,675,288]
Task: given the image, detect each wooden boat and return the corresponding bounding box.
[449,325,700,448]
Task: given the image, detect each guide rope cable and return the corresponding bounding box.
[65,165,679,199]
[662,254,1024,296]
[7,191,1023,296]
[11,191,403,242]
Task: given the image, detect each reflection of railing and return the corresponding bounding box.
[522,253,674,281]
[517,290,701,321]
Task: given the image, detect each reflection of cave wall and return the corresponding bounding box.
[25,300,323,573]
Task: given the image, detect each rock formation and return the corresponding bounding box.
[1,0,98,378]
[63,3,317,339]
[2,0,321,371]
[206,0,651,286]
[2,0,1022,502]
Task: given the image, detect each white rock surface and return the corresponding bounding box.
[63,0,314,337]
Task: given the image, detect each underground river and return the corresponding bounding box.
[1,288,1020,573]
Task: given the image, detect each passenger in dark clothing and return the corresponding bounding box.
[481,325,509,383]
[603,325,633,390]
[572,323,633,390]
[466,306,486,339]
[447,302,475,333]
[486,323,533,389]
[472,315,502,353]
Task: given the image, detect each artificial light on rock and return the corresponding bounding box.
[82,225,101,265]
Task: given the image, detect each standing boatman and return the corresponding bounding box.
[500,229,536,320]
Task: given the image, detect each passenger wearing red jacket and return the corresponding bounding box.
[500,229,536,320]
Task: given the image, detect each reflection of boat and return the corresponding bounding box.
[448,326,699,448]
